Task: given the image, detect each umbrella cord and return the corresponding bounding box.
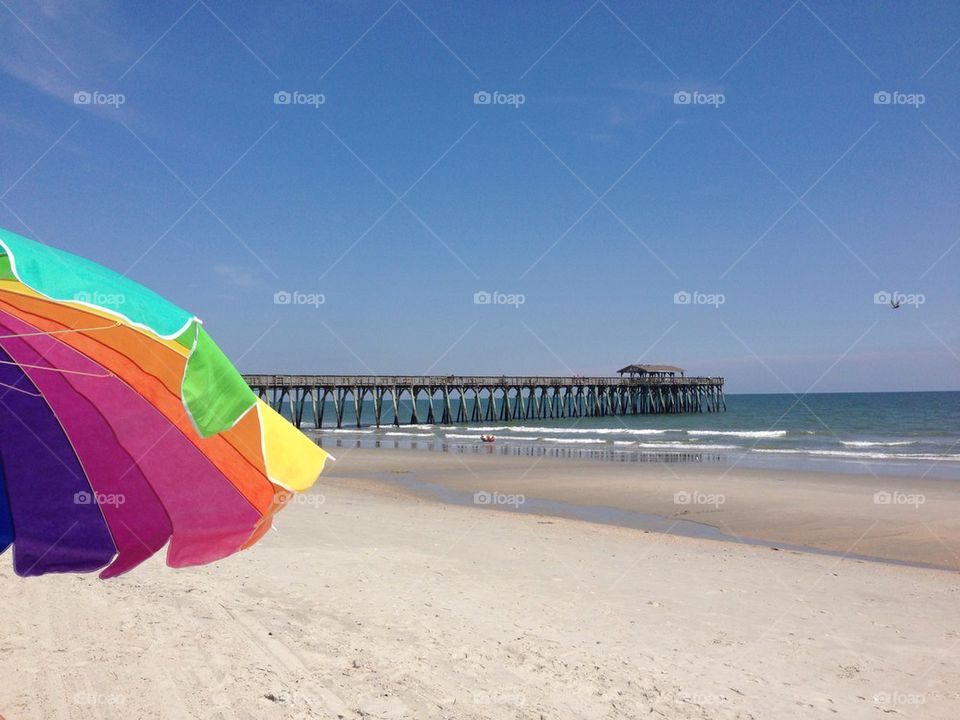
[0,360,112,378]
[0,320,122,339]
[0,381,42,397]
[0,321,120,378]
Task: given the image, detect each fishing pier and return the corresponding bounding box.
[243,365,725,429]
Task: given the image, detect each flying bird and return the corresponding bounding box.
[890,298,902,309]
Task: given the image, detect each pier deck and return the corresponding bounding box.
[243,374,726,429]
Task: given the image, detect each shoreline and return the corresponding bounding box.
[368,472,958,573]
[323,446,960,571]
[313,430,960,481]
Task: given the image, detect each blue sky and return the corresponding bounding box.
[1,0,958,393]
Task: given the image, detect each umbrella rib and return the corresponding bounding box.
[0,360,113,378]
[0,380,42,397]
[0,320,122,339]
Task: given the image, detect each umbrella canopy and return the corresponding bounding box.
[0,228,329,578]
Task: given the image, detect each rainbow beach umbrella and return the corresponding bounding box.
[0,228,328,578]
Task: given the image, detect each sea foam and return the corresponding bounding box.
[688,430,787,439]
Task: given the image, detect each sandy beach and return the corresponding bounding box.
[326,446,960,570]
[2,447,958,719]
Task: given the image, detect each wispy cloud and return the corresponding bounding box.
[212,264,261,289]
[0,0,129,115]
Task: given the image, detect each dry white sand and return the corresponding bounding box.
[1,452,958,719]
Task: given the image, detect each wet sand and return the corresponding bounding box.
[328,447,960,570]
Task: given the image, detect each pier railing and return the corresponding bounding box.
[243,374,723,388]
[243,374,726,429]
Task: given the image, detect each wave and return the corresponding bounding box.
[542,438,608,444]
[324,428,376,434]
[444,433,543,441]
[840,440,916,447]
[612,440,739,451]
[384,432,434,438]
[444,435,740,450]
[470,425,676,436]
[635,442,739,451]
[754,448,960,462]
[688,430,787,439]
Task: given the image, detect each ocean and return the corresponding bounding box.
[306,391,960,480]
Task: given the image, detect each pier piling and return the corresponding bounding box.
[242,374,726,429]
